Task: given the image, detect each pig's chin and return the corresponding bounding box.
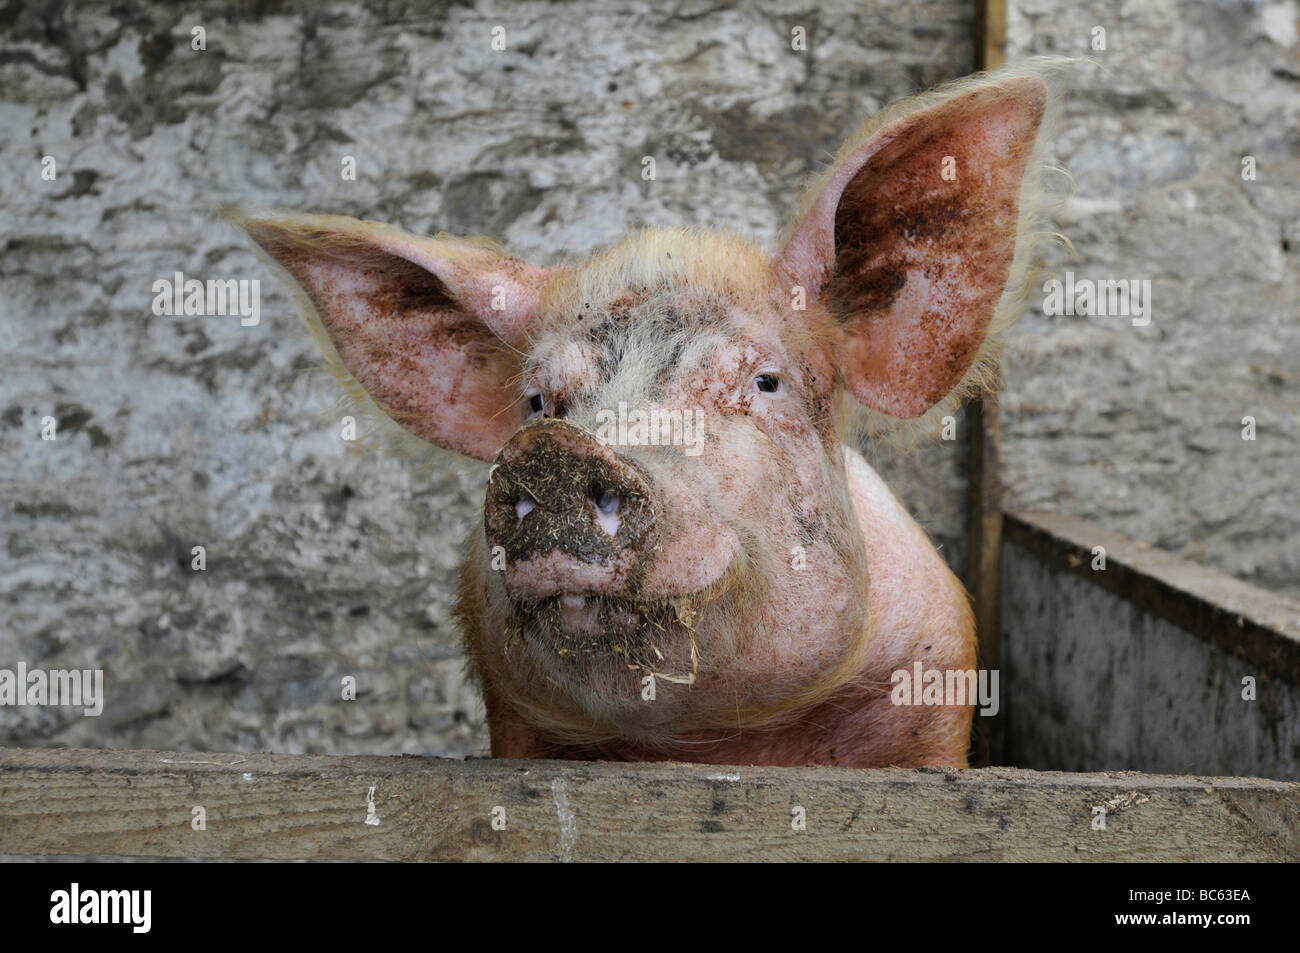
[509,592,701,678]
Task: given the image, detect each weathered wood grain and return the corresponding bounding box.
[1005,510,1300,684]
[1,748,1295,861]
[1002,515,1300,779]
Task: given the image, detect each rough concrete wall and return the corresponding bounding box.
[0,0,974,756]
[1004,0,1300,598]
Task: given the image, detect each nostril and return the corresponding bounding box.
[593,485,620,516]
[589,484,621,537]
[515,491,536,523]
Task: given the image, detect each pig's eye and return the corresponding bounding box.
[754,373,781,394]
[526,392,545,419]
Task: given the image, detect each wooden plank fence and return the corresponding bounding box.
[1,746,1297,861]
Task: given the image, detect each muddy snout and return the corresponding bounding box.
[484,419,659,600]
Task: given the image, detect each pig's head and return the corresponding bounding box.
[234,68,1052,750]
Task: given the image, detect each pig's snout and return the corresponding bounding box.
[484,419,658,600]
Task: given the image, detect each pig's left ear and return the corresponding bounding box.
[228,210,552,461]
[775,72,1051,418]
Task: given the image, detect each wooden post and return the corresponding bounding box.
[967,0,1008,766]
[975,0,1007,71]
[967,397,1004,765]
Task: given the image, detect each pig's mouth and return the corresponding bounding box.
[504,591,703,685]
[494,537,756,692]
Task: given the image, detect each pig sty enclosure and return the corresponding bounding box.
[1,1,1299,860]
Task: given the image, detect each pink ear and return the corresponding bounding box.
[235,212,553,461]
[776,76,1047,418]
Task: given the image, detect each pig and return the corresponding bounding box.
[233,63,1058,768]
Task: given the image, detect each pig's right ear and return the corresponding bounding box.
[230,210,552,461]
[774,71,1052,421]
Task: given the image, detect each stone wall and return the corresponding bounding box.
[1003,0,1300,597]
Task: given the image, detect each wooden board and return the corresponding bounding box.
[1,747,1296,861]
[1004,511,1300,684]
[1002,538,1300,779]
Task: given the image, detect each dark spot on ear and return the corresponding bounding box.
[891,195,967,241]
[352,257,459,318]
[831,264,905,320]
[392,261,458,312]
